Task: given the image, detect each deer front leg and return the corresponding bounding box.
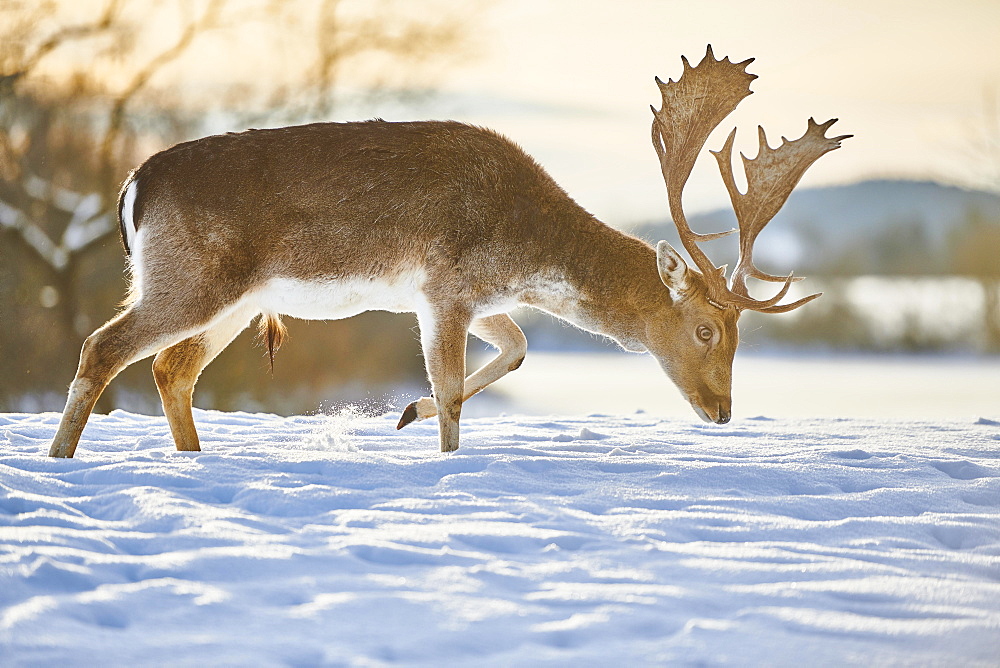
[414,306,471,452]
[398,313,526,430]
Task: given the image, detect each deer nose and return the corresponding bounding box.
[716,405,731,424]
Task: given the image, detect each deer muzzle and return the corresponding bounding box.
[690,390,732,425]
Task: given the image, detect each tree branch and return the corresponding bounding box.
[0,200,68,271]
[15,0,124,77]
[1,174,117,269]
[99,0,227,183]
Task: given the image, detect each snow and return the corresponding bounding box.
[2,406,999,665]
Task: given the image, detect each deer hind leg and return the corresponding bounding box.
[152,305,259,452]
[48,304,205,458]
[48,292,251,458]
[397,313,526,430]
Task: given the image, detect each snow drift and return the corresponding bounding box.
[1,409,999,665]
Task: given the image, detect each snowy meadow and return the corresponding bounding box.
[2,397,999,665]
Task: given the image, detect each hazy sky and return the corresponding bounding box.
[44,0,1000,225]
[383,0,1000,224]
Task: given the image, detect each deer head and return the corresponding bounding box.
[645,45,851,423]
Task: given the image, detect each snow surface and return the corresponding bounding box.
[2,408,999,665]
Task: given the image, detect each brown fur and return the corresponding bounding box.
[50,47,837,458]
[50,121,744,456]
[256,314,287,373]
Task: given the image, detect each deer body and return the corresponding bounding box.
[51,120,679,456]
[49,47,848,457]
[128,120,654,323]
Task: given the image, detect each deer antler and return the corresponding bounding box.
[712,118,852,313]
[652,46,851,313]
[650,45,752,305]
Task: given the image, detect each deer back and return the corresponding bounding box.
[124,121,606,294]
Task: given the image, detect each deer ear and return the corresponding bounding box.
[656,240,689,292]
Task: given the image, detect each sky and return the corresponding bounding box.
[382,0,1000,224]
[33,0,1000,225]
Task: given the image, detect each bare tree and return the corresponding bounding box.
[0,0,471,410]
[956,87,1000,351]
[951,209,1000,352]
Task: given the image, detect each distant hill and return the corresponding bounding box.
[629,179,1000,274]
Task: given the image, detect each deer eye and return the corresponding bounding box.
[696,325,714,343]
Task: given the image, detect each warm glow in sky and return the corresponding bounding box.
[37,0,1000,224]
[403,0,1000,223]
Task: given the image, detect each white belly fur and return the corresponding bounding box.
[251,272,578,323]
[253,274,426,320]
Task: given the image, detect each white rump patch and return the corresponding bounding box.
[126,227,148,302]
[121,179,139,252]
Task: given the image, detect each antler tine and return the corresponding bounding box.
[756,291,823,314]
[711,117,852,311]
[650,45,755,300]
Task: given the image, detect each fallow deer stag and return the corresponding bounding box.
[48,45,849,457]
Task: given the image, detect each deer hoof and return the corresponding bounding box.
[396,401,419,430]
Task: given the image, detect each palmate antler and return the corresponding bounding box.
[650,45,852,312]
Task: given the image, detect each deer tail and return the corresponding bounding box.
[256,313,287,375]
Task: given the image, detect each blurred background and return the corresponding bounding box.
[1,0,998,419]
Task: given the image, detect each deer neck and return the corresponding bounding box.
[522,222,664,353]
